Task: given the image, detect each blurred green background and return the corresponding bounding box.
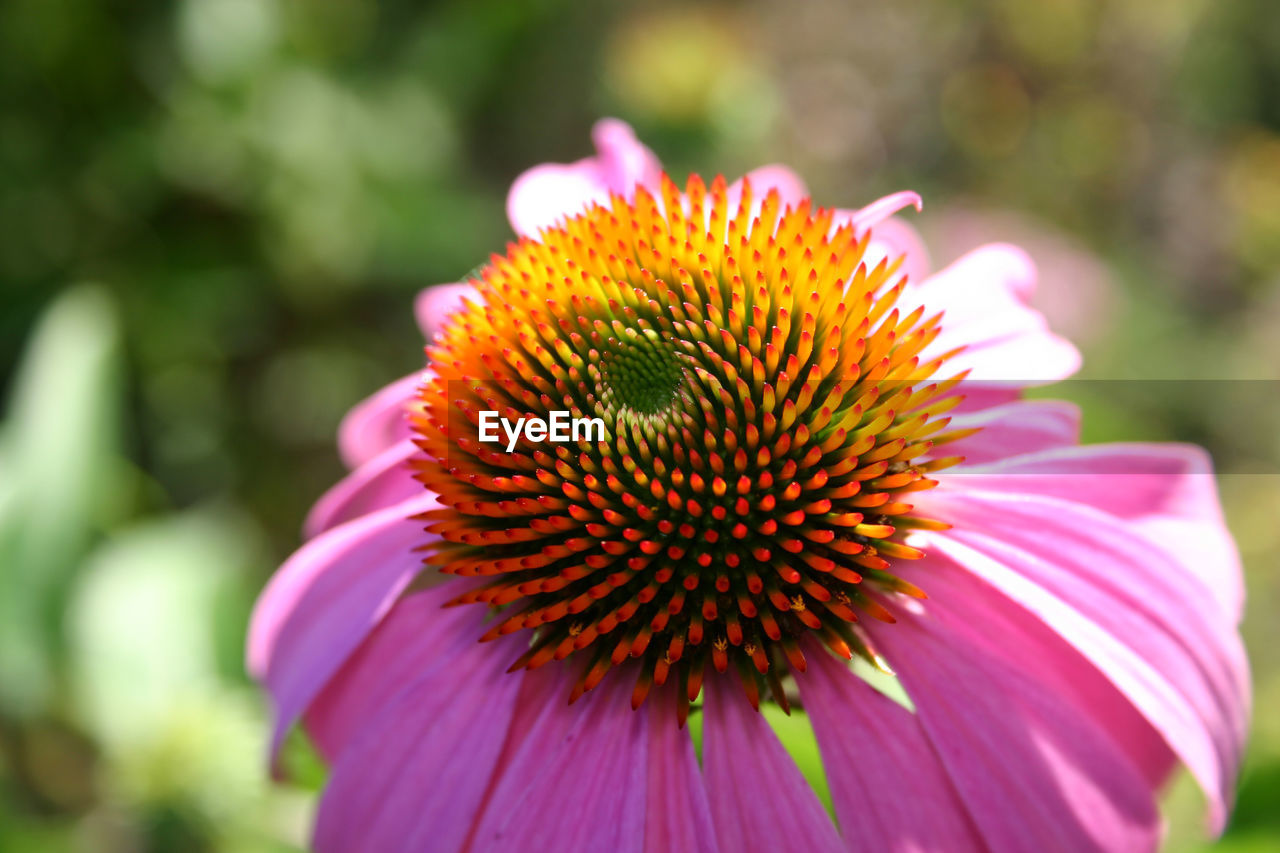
[2,0,1278,850]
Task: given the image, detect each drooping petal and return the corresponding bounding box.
[337,371,426,469]
[302,439,421,539]
[415,282,477,342]
[321,624,718,853]
[506,118,662,236]
[248,493,441,760]
[313,626,527,853]
[701,681,843,853]
[467,673,649,853]
[645,692,720,853]
[867,596,1163,853]
[943,330,1081,385]
[799,647,985,852]
[942,399,1081,466]
[941,385,1025,415]
[895,557,1178,789]
[938,442,1242,620]
[304,582,479,762]
[923,487,1249,830]
[907,243,1080,386]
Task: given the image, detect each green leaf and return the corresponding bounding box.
[66,508,262,750]
[0,285,124,714]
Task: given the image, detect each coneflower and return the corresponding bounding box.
[418,176,963,717]
[249,120,1249,853]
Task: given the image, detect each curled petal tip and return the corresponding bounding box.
[848,190,925,233]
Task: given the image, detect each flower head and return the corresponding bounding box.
[417,176,964,714]
[249,120,1249,853]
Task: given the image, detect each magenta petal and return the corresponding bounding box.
[414,282,477,342]
[943,399,1081,466]
[468,674,649,853]
[868,600,1162,853]
[304,583,479,761]
[898,557,1177,789]
[645,692,720,853]
[313,630,526,853]
[247,492,441,761]
[505,118,662,236]
[943,385,1024,415]
[939,443,1242,620]
[928,488,1249,830]
[702,682,842,853]
[799,648,985,852]
[468,675,717,852]
[336,371,426,469]
[302,439,420,539]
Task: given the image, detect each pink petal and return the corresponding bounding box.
[867,216,931,286]
[832,194,930,287]
[799,647,986,852]
[247,492,441,762]
[942,385,1024,415]
[842,190,923,232]
[943,330,1081,384]
[321,648,719,852]
[868,596,1162,853]
[725,165,809,218]
[414,282,477,342]
[943,399,1081,466]
[336,371,426,470]
[938,442,1242,622]
[591,118,662,195]
[249,494,429,678]
[702,681,843,853]
[907,243,1081,385]
[505,118,662,236]
[302,439,421,539]
[924,487,1249,831]
[468,673,649,853]
[304,583,480,762]
[897,557,1178,790]
[313,627,527,853]
[954,240,1035,298]
[645,692,720,853]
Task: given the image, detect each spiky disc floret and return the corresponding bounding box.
[412,175,969,719]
